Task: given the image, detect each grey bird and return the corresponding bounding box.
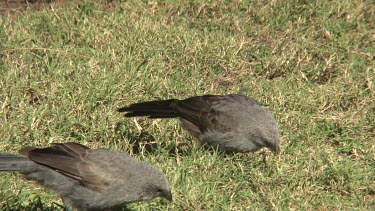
[0,142,172,210]
[118,94,280,153]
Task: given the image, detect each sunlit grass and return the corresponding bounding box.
[0,0,374,210]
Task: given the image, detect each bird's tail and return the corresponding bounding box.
[118,99,180,118]
[0,154,35,172]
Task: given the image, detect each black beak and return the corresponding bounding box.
[268,143,280,155]
[271,146,280,155]
[163,191,173,202]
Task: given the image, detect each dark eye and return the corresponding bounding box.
[156,188,163,194]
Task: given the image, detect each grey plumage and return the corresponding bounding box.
[118,94,280,153]
[0,142,172,211]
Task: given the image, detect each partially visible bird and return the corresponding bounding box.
[0,142,172,210]
[118,94,280,153]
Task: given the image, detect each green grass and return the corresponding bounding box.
[0,0,374,210]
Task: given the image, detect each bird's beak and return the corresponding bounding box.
[272,145,280,155]
[163,191,173,202]
[268,143,280,155]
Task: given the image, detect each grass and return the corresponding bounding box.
[0,0,374,210]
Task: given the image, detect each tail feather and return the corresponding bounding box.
[118,99,180,118]
[0,154,35,172]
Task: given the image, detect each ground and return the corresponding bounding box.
[0,0,374,210]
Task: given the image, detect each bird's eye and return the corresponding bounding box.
[156,188,163,194]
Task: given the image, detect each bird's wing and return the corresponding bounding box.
[76,149,133,191]
[172,95,232,133]
[20,142,111,191]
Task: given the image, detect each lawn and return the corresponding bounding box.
[0,0,374,210]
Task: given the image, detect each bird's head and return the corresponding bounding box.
[141,168,172,202]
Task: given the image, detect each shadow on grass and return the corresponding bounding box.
[1,197,135,211]
[1,196,61,211]
[126,130,194,158]
[114,122,278,160]
[114,122,194,157]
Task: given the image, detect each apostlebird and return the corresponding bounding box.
[118,94,280,153]
[0,142,172,210]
